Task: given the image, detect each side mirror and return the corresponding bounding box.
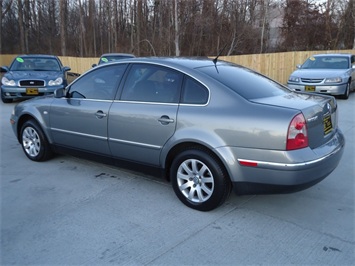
[296,64,301,69]
[54,88,66,98]
[92,64,97,68]
[63,66,71,72]
[1,66,9,72]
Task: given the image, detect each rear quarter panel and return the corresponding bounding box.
[161,81,299,168]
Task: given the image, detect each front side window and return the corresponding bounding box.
[120,64,182,103]
[68,64,127,100]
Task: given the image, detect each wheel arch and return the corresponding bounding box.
[163,142,231,185]
[16,114,52,144]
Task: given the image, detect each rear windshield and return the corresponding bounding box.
[197,63,290,100]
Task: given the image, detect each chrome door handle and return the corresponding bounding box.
[158,115,174,125]
[95,110,107,119]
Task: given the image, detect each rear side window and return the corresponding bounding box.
[197,64,289,100]
[181,76,209,104]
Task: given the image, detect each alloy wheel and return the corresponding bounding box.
[22,126,41,158]
[176,158,215,203]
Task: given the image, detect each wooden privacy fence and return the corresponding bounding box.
[1,49,354,84]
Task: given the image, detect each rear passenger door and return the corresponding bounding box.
[108,63,183,166]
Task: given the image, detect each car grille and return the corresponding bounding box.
[19,80,45,87]
[301,78,324,83]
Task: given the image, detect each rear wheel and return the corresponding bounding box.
[20,120,53,161]
[170,148,231,211]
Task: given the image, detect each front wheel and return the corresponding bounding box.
[341,82,350,99]
[170,148,231,211]
[20,120,53,161]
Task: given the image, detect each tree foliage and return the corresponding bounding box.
[280,0,354,51]
[1,0,353,57]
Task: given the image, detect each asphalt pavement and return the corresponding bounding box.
[1,93,354,265]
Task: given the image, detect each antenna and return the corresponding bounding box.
[213,44,228,64]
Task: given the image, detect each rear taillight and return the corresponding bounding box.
[286,113,308,150]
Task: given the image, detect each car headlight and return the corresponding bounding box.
[325,77,342,83]
[288,76,300,83]
[1,76,16,86]
[48,77,63,86]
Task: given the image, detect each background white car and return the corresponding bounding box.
[287,53,355,99]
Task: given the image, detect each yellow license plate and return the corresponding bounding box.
[26,88,39,95]
[323,115,333,135]
[305,86,315,92]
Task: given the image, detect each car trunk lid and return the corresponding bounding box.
[251,93,338,149]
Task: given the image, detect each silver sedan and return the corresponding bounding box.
[10,57,345,211]
[287,53,355,99]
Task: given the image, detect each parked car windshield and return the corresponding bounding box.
[197,63,290,100]
[10,57,61,71]
[301,56,349,70]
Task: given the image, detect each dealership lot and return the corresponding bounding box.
[1,94,354,265]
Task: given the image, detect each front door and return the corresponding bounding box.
[50,64,128,155]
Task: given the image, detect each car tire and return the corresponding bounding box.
[341,82,350,99]
[170,148,231,211]
[20,120,53,161]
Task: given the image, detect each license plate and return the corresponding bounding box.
[305,86,315,92]
[323,115,333,135]
[26,88,39,95]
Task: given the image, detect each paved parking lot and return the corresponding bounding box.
[1,94,354,265]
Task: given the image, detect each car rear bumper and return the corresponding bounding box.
[217,128,345,194]
[287,83,347,96]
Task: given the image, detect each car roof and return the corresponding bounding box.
[312,53,353,58]
[108,56,227,70]
[100,53,135,57]
[15,54,59,59]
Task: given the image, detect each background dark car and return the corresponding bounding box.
[92,53,135,67]
[1,54,71,103]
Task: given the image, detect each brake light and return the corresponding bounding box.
[286,113,308,150]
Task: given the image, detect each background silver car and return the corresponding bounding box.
[287,53,355,99]
[10,57,345,211]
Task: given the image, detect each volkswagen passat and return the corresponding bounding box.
[287,53,355,99]
[10,57,345,211]
[1,54,71,103]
